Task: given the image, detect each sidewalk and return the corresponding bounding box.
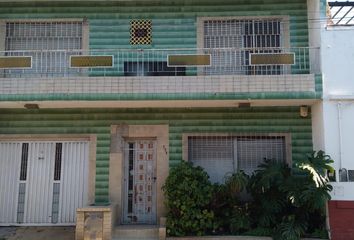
[0,227,74,240]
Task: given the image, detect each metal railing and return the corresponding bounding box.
[0,47,320,97]
[0,47,320,78]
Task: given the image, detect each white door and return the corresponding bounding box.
[0,141,89,225]
[0,142,22,224]
[24,142,55,223]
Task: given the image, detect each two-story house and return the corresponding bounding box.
[0,0,324,233]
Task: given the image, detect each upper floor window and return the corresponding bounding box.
[4,21,85,77]
[203,19,282,49]
[199,17,289,75]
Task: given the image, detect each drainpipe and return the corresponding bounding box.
[325,102,344,240]
[337,102,343,172]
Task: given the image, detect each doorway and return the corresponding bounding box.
[123,140,157,224]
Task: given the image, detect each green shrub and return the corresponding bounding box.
[249,151,333,240]
[309,228,329,239]
[224,171,249,198]
[163,151,333,239]
[211,171,251,234]
[229,204,251,234]
[162,161,215,236]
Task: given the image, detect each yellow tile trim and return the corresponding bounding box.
[167,54,211,67]
[70,55,113,68]
[250,53,295,65]
[0,56,32,69]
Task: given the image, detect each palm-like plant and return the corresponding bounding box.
[296,151,334,187]
[274,215,308,240]
[249,151,333,240]
[284,151,334,211]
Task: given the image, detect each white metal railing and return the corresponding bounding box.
[0,47,320,96]
[0,47,320,77]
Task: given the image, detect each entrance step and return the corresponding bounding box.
[113,225,159,240]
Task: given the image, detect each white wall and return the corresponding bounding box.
[313,26,354,200]
[322,27,354,96]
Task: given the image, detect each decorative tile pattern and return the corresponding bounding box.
[130,20,152,45]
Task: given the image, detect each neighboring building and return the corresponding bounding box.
[0,0,322,233]
[312,1,354,239]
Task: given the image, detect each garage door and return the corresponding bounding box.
[0,141,89,225]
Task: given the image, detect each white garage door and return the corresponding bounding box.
[0,141,89,225]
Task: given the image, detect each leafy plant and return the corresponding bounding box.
[296,151,334,188]
[309,228,329,239]
[229,204,251,234]
[211,172,250,235]
[274,215,307,240]
[248,159,290,227]
[224,170,249,197]
[162,161,215,236]
[249,152,333,240]
[163,151,333,238]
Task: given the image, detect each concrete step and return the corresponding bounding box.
[113,225,159,240]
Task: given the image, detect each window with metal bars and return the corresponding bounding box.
[188,135,287,183]
[54,143,62,181]
[19,143,29,181]
[124,61,186,76]
[203,18,283,75]
[5,21,83,77]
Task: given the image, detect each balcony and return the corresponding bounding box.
[0,47,321,102]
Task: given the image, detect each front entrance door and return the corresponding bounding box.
[123,140,156,224]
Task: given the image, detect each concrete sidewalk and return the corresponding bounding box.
[0,227,75,240]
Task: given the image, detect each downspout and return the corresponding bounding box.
[337,102,344,171]
[325,102,343,240]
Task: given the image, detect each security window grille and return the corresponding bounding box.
[5,21,83,76]
[188,135,286,183]
[203,19,283,75]
[237,136,286,175]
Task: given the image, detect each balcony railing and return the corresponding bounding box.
[0,47,320,99]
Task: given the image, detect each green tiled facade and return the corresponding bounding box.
[0,0,319,206]
[0,0,310,48]
[0,107,313,203]
[0,0,322,101]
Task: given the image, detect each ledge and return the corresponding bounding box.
[77,206,112,212]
